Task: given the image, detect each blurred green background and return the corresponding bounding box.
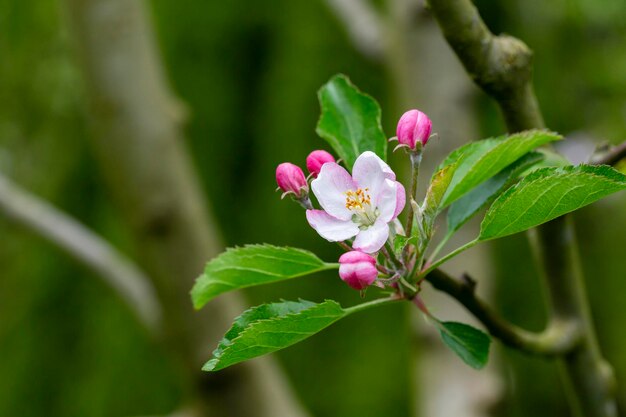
[1,0,625,416]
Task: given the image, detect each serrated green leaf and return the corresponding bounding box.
[531,149,572,169]
[436,139,495,172]
[439,321,491,369]
[424,162,458,218]
[316,74,387,168]
[439,130,562,207]
[480,165,626,240]
[447,152,544,234]
[204,300,346,371]
[191,245,336,309]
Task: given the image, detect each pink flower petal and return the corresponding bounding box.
[393,181,406,219]
[352,151,389,206]
[354,151,396,180]
[306,150,335,178]
[306,210,359,242]
[377,179,398,222]
[276,163,308,197]
[352,219,389,253]
[396,110,419,149]
[338,251,378,290]
[311,163,356,221]
[338,251,376,265]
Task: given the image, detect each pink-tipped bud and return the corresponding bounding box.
[276,163,308,198]
[338,251,378,290]
[396,109,432,149]
[306,150,335,178]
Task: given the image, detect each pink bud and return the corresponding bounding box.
[306,150,336,178]
[396,109,432,149]
[276,163,308,198]
[338,251,378,290]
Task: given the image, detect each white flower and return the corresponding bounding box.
[306,151,406,253]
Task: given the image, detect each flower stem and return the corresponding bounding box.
[412,294,432,317]
[296,195,314,210]
[337,241,352,252]
[384,241,403,271]
[420,238,479,277]
[426,230,454,267]
[404,151,422,239]
[343,295,403,315]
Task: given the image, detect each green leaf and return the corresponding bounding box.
[531,149,572,169]
[191,245,336,309]
[316,74,387,168]
[447,152,544,234]
[437,139,494,172]
[424,162,458,218]
[480,165,626,240]
[204,300,346,371]
[440,130,562,207]
[394,235,416,256]
[438,321,491,369]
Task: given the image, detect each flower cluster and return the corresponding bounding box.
[276,109,433,292]
[307,151,405,254]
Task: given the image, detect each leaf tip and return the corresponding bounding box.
[202,358,219,372]
[439,321,491,370]
[190,276,208,310]
[192,299,205,311]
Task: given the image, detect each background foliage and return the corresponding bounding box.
[1,0,625,416]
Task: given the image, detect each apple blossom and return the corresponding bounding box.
[338,251,378,290]
[276,163,308,198]
[306,151,406,253]
[396,109,432,149]
[306,150,335,178]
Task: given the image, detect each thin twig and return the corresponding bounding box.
[425,268,582,356]
[0,173,161,331]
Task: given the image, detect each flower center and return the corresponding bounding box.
[345,188,377,227]
[345,188,371,210]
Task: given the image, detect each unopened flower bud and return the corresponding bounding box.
[276,163,308,198]
[338,251,378,290]
[396,109,432,150]
[306,150,335,178]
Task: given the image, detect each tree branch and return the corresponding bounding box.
[591,141,626,166]
[0,173,161,332]
[426,0,544,132]
[324,0,385,59]
[427,0,618,415]
[425,269,582,356]
[528,218,618,416]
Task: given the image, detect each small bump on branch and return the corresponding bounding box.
[426,0,544,131]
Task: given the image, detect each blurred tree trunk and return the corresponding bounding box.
[62,0,308,416]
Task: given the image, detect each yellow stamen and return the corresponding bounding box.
[345,188,371,210]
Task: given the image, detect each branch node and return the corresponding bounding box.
[482,35,533,98]
[460,272,476,293]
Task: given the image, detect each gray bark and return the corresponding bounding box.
[62,0,309,416]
